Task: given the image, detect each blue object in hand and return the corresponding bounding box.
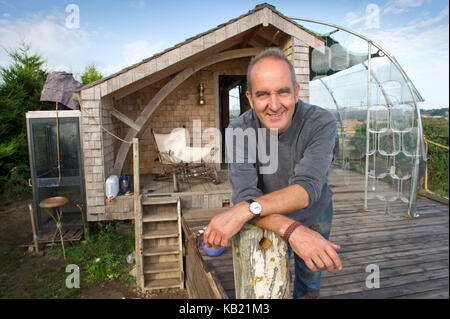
[201,241,225,257]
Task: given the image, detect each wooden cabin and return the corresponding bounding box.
[76,4,449,297]
[77,3,324,222]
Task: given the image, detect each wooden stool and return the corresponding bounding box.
[39,196,69,260]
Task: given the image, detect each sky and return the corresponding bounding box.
[0,0,448,109]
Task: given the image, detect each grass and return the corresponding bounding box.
[51,223,136,284]
[0,223,136,299]
[0,247,23,298]
[23,262,81,299]
[0,247,23,274]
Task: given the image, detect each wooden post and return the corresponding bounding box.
[28,203,39,253]
[232,224,290,299]
[133,138,144,289]
[424,135,429,191]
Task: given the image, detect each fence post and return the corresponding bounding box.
[133,138,144,289]
[232,223,290,299]
[424,136,429,190]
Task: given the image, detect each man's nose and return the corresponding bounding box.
[268,93,282,111]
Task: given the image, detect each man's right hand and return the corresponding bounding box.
[288,225,342,273]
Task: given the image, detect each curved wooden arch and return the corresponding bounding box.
[112,47,263,176]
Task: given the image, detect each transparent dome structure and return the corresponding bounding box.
[290,18,427,218]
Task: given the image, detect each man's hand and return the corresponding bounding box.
[203,203,250,247]
[288,225,342,272]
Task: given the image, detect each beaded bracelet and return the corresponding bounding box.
[282,221,302,243]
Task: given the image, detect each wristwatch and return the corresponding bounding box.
[246,199,262,220]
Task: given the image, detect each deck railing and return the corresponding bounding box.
[421,135,449,204]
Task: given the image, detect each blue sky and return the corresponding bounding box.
[0,0,448,109]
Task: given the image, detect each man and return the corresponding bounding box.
[204,47,342,299]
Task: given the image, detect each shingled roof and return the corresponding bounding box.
[79,3,325,98]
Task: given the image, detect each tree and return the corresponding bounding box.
[0,44,48,193]
[81,63,103,85]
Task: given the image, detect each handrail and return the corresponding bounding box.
[424,137,449,150]
[423,135,449,195]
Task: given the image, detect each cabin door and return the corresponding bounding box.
[218,75,249,168]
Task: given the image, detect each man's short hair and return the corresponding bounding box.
[246,47,298,96]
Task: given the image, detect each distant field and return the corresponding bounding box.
[421,116,449,198]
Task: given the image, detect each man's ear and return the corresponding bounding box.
[294,83,301,103]
[246,90,255,109]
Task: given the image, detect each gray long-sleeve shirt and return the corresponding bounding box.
[226,99,337,227]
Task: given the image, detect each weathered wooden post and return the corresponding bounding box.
[232,224,290,299]
[133,138,144,289]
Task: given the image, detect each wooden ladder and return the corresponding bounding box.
[134,195,184,292]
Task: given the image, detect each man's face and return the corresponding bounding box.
[246,57,300,134]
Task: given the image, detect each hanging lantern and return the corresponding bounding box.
[199,83,205,105]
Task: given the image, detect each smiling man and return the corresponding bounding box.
[204,47,341,299]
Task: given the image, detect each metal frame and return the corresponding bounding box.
[26,110,86,232]
[288,17,423,217]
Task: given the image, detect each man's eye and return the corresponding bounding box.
[256,92,269,97]
[278,89,291,95]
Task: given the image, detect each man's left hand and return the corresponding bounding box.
[203,203,250,247]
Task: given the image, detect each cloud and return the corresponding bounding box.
[341,7,449,108]
[344,11,367,27]
[344,4,380,29]
[383,0,425,15]
[99,40,164,76]
[408,5,449,29]
[0,10,94,72]
[0,9,165,79]
[344,6,448,56]
[123,40,163,65]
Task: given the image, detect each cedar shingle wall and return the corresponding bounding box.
[292,37,310,103]
[113,58,250,175]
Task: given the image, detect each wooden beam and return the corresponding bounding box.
[110,107,142,131]
[112,35,250,101]
[248,39,266,48]
[111,47,263,176]
[267,30,281,46]
[255,30,282,46]
[239,25,264,48]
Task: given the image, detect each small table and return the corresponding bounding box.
[39,196,69,260]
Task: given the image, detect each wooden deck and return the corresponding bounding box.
[140,169,231,195]
[182,167,449,299]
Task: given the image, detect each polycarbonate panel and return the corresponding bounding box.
[391,104,415,133]
[308,23,424,217]
[378,130,401,156]
[368,153,389,178]
[368,105,389,133]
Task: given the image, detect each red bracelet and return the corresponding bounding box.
[282,221,302,243]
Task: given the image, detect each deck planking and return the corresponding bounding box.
[183,167,449,299]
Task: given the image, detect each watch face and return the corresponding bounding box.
[250,202,262,215]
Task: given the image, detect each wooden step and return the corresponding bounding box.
[144,245,180,256]
[142,196,179,205]
[143,211,178,223]
[143,228,179,239]
[144,277,182,290]
[144,261,180,274]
